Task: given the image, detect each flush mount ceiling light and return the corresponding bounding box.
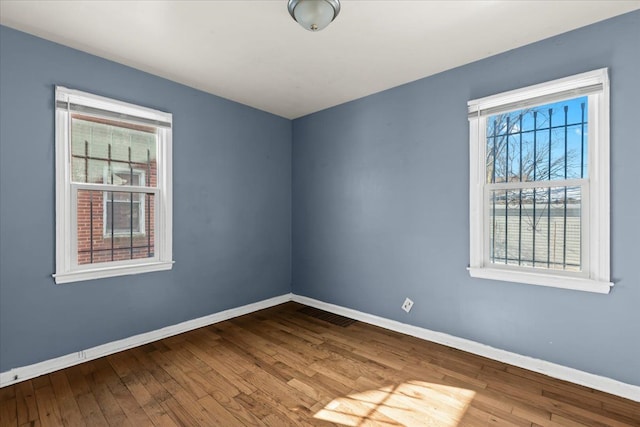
[288,0,341,32]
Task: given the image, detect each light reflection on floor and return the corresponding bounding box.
[314,381,475,426]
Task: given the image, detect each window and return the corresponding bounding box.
[54,87,173,283]
[103,169,146,236]
[468,69,611,293]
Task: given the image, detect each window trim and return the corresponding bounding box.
[468,69,611,294]
[54,87,173,284]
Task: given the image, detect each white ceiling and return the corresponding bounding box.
[1,1,639,119]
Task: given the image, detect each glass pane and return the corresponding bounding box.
[71,116,157,187]
[489,186,581,271]
[105,200,142,234]
[486,97,588,183]
[111,171,141,186]
[76,189,155,265]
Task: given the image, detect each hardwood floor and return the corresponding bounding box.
[1,302,638,426]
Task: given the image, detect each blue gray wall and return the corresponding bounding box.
[0,26,291,371]
[292,11,640,386]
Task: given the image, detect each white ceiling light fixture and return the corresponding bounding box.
[288,0,341,32]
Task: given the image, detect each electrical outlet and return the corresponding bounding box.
[402,297,414,313]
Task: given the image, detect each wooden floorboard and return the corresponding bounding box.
[1,302,638,426]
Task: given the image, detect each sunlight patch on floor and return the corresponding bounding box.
[314,381,475,426]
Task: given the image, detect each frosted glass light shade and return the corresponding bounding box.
[288,0,340,32]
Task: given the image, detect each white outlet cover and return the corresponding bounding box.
[402,298,414,313]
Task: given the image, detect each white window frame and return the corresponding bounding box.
[468,69,611,294]
[102,167,146,237]
[54,87,173,284]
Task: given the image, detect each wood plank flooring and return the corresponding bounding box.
[1,302,638,426]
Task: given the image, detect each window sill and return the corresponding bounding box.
[467,267,613,294]
[103,233,147,238]
[53,261,174,284]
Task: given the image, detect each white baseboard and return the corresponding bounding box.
[291,294,640,402]
[0,293,292,388]
[3,291,638,403]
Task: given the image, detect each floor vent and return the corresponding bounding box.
[297,306,357,327]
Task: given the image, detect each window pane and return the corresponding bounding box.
[77,189,155,265]
[105,199,142,234]
[71,116,157,187]
[486,97,588,183]
[489,186,581,271]
[111,171,141,186]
